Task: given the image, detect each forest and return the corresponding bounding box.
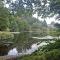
[0,0,60,60]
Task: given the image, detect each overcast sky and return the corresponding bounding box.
[33,13,60,24]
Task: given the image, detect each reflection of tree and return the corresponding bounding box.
[14,32,30,52]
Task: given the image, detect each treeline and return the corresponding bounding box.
[0,0,48,51]
[0,0,48,32]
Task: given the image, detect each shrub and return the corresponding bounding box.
[0,32,14,42]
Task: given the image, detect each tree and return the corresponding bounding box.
[49,0,60,20]
[42,20,47,27]
[5,0,33,16]
[9,16,19,32]
[0,17,9,31]
[0,0,10,31]
[17,19,29,31]
[4,0,60,20]
[54,23,60,28]
[5,0,50,18]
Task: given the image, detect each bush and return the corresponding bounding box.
[17,49,60,60]
[42,40,60,52]
[44,49,60,60]
[0,31,14,42]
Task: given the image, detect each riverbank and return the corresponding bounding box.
[17,39,60,60]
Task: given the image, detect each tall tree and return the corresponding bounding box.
[5,0,50,18]
[49,0,60,20]
[54,23,60,28]
[0,0,10,31]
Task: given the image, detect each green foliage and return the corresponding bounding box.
[6,0,33,16]
[0,17,10,31]
[42,40,60,52]
[15,32,30,51]
[5,0,50,18]
[49,28,60,36]
[17,40,60,60]
[9,16,19,32]
[17,19,29,31]
[0,32,14,41]
[54,23,60,28]
[0,0,4,7]
[0,0,60,58]
[0,0,10,18]
[44,49,60,60]
[0,0,10,31]
[5,0,60,20]
[49,0,60,19]
[17,49,60,60]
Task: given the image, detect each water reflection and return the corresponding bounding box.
[13,32,40,52]
[12,32,59,53]
[8,40,55,56]
[8,48,18,56]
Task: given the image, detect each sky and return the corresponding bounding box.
[13,0,16,1]
[33,13,60,24]
[4,0,16,8]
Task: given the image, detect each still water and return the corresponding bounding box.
[8,32,60,56]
